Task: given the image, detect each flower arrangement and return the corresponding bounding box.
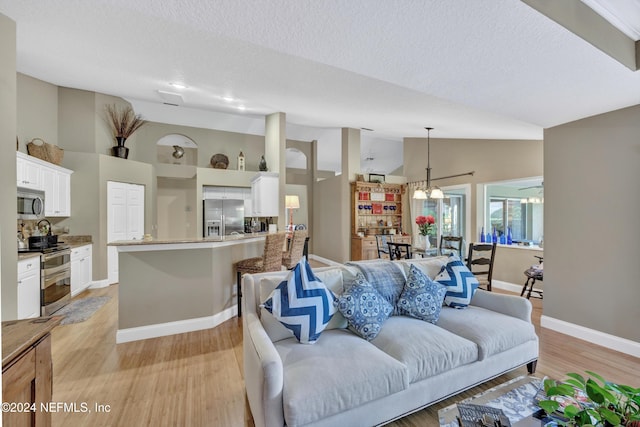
[415,215,435,236]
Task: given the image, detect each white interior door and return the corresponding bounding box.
[126,184,144,240]
[108,181,145,284]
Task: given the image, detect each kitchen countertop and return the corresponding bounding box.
[18,252,42,261]
[108,232,270,246]
[2,316,62,367]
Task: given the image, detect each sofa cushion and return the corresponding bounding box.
[336,273,394,341]
[397,264,447,324]
[344,260,407,315]
[259,268,347,342]
[437,305,538,360]
[275,329,409,427]
[262,258,337,344]
[436,254,479,308]
[370,316,478,383]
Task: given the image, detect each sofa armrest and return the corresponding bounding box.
[470,289,533,323]
[243,312,285,427]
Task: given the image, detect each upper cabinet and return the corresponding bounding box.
[16,155,42,189]
[16,152,72,217]
[251,172,279,217]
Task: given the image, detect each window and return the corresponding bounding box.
[483,178,543,244]
[415,188,467,246]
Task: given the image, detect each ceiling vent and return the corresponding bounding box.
[157,90,184,106]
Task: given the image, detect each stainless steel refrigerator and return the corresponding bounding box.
[203,199,245,237]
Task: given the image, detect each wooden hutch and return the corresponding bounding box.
[351,181,410,260]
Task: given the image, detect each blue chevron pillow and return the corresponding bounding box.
[435,254,479,308]
[262,257,337,344]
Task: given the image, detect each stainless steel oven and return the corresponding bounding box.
[41,247,71,316]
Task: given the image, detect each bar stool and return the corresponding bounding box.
[235,232,287,317]
[282,230,308,269]
[521,256,543,299]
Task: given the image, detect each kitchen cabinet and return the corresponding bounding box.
[16,152,72,217]
[203,186,246,200]
[17,257,41,319]
[71,244,92,297]
[2,316,61,427]
[251,172,279,217]
[41,165,71,217]
[16,154,41,189]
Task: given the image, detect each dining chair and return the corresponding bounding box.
[375,234,394,258]
[466,242,497,291]
[282,229,308,269]
[235,232,287,317]
[387,242,412,260]
[439,235,464,257]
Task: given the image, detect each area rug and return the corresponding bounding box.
[57,296,111,325]
[439,376,544,427]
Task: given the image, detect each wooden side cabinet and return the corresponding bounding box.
[2,316,62,427]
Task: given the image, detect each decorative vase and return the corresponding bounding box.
[415,234,430,250]
[112,137,129,159]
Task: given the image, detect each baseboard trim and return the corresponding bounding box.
[88,279,109,289]
[308,254,342,267]
[541,315,640,358]
[491,280,524,294]
[116,306,237,344]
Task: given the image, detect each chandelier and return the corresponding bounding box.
[412,127,475,199]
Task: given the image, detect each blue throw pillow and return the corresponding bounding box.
[435,254,479,308]
[337,273,393,341]
[397,264,447,323]
[262,258,337,344]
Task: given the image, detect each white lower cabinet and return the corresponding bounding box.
[71,244,93,296]
[18,257,41,319]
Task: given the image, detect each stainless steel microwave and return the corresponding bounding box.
[17,187,45,220]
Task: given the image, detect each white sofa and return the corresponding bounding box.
[243,257,539,427]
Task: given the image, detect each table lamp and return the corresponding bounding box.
[285,195,300,232]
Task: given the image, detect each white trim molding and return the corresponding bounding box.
[491,280,526,294]
[116,306,237,344]
[88,279,110,289]
[541,315,640,358]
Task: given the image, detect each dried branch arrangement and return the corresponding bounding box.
[105,104,147,138]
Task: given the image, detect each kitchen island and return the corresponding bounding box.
[110,234,267,343]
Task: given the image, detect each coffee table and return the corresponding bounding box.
[438,375,545,427]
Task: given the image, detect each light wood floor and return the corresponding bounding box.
[50,284,640,427]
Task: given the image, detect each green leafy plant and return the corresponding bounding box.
[539,371,640,426]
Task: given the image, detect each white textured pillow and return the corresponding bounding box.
[260,268,347,342]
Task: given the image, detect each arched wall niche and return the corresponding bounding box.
[156,134,198,166]
[285,147,307,170]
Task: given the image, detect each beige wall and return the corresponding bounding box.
[313,175,349,262]
[493,246,543,286]
[1,14,17,320]
[403,137,543,242]
[17,74,58,149]
[544,104,640,342]
[157,177,198,240]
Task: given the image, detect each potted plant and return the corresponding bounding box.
[538,371,640,426]
[105,104,147,159]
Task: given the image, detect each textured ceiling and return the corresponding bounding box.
[2,0,640,173]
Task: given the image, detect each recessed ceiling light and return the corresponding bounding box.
[169,82,187,89]
[222,96,234,102]
[237,105,246,111]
